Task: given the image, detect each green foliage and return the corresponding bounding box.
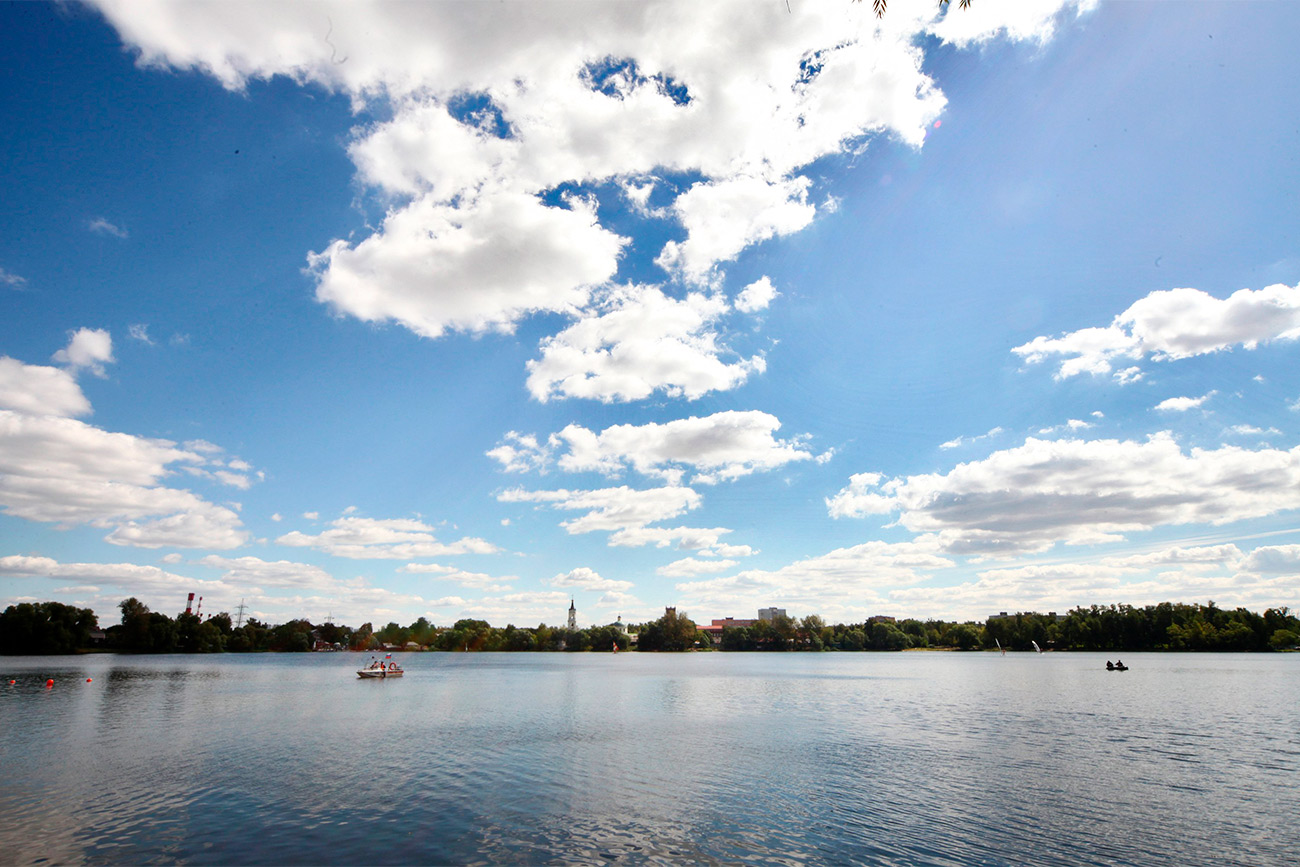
[987,603,1300,652]
[8,597,1297,657]
[0,601,98,654]
[636,609,701,651]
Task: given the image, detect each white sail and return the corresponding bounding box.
[1031,640,1042,654]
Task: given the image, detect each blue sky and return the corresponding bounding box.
[3,0,1300,628]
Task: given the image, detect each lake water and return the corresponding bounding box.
[1,652,1296,866]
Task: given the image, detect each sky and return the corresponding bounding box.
[3,0,1300,630]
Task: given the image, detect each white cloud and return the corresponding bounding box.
[889,544,1300,622]
[52,328,115,377]
[0,358,92,417]
[927,0,1098,48]
[309,191,625,338]
[91,0,1076,348]
[547,567,633,592]
[656,175,815,282]
[0,410,247,549]
[1225,424,1279,437]
[0,554,222,597]
[1155,392,1215,412]
[606,525,751,557]
[276,516,498,560]
[486,432,551,474]
[1237,544,1300,575]
[676,539,954,622]
[657,557,738,577]
[87,217,129,238]
[456,591,576,628]
[396,563,514,591]
[0,267,27,289]
[1015,282,1300,379]
[499,485,700,536]
[128,323,154,344]
[550,410,814,485]
[734,275,777,314]
[197,555,339,589]
[829,433,1300,557]
[525,284,765,403]
[940,426,1004,450]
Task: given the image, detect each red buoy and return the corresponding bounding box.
[46,679,54,688]
[86,678,93,683]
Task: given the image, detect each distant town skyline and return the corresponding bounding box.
[2,1,1299,628]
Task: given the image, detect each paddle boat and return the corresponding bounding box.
[357,659,404,678]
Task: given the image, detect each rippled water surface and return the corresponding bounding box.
[2,652,1296,865]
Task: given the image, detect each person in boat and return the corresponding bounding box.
[1115,659,1126,670]
[1106,660,1115,670]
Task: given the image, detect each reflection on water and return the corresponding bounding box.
[1,652,1296,865]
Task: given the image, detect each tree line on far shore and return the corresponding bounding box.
[1,597,1297,656]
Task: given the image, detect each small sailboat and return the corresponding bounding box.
[1031,640,1043,654]
[995,638,1005,656]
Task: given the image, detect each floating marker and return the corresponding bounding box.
[46,679,54,688]
[86,678,93,683]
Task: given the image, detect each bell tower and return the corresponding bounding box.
[567,599,577,631]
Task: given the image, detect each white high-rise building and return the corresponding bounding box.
[758,607,787,621]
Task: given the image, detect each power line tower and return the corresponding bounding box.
[234,598,248,629]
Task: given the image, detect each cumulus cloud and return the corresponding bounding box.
[0,409,247,549]
[309,191,624,338]
[52,328,115,377]
[0,554,222,597]
[890,544,1300,621]
[656,175,814,282]
[485,432,552,474]
[1015,282,1300,380]
[499,485,700,536]
[734,276,777,314]
[0,358,92,417]
[1155,393,1215,412]
[657,557,738,577]
[547,566,633,592]
[675,539,954,620]
[90,0,1080,350]
[197,555,339,589]
[606,525,752,557]
[539,410,814,485]
[276,516,498,559]
[396,562,514,591]
[828,433,1300,556]
[525,284,765,403]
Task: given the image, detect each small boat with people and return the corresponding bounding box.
[1105,660,1129,671]
[357,657,404,678]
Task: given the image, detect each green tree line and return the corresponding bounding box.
[3,598,1296,655]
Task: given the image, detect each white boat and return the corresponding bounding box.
[357,660,404,678]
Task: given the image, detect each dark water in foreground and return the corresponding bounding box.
[1,652,1296,866]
